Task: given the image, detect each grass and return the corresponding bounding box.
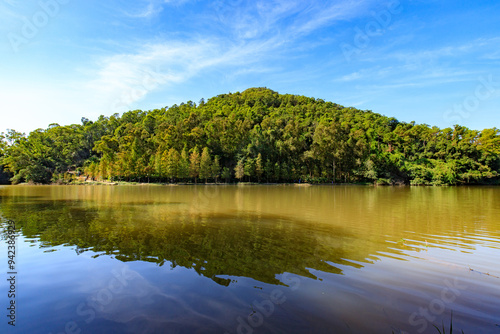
[433,312,464,334]
[392,312,466,334]
[433,312,466,334]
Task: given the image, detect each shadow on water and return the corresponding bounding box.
[0,198,356,286]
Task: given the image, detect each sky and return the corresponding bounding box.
[0,0,499,135]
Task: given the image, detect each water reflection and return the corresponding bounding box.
[0,185,499,333]
[1,185,500,283]
[1,197,352,286]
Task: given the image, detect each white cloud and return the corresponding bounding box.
[212,0,375,41]
[382,37,500,64]
[0,0,407,134]
[339,71,364,82]
[131,3,157,18]
[125,0,191,18]
[83,36,285,115]
[291,0,374,36]
[83,0,374,115]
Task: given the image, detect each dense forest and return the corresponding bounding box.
[1,88,499,185]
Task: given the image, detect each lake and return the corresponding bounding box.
[0,185,499,334]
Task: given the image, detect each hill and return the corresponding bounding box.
[1,87,499,185]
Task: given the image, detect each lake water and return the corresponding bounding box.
[0,185,499,334]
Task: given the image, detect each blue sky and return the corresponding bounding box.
[1,0,499,135]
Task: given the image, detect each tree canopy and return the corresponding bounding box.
[1,88,499,185]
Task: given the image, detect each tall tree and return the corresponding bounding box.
[255,153,263,182]
[244,158,255,182]
[199,147,212,183]
[235,158,245,181]
[189,147,201,183]
[166,148,180,182]
[211,156,220,183]
[178,148,190,181]
[221,167,231,183]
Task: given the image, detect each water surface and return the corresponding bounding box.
[0,185,499,333]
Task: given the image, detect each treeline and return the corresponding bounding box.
[1,88,499,185]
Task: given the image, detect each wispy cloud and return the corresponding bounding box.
[129,3,158,18]
[2,0,500,134]
[85,36,286,113]
[338,65,477,85]
[124,0,191,18]
[83,1,500,120]
[85,0,375,113]
[290,0,375,36]
[334,36,500,92]
[212,0,375,41]
[375,37,500,65]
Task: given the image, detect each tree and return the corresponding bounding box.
[281,161,289,182]
[199,147,212,183]
[1,88,498,186]
[310,122,349,182]
[144,155,155,183]
[274,162,281,182]
[221,167,231,183]
[244,158,254,182]
[211,156,220,183]
[99,156,111,180]
[363,159,377,182]
[264,159,273,182]
[255,153,263,182]
[189,147,201,183]
[166,148,180,182]
[87,161,99,180]
[0,134,12,184]
[154,150,164,181]
[235,158,245,181]
[178,148,190,181]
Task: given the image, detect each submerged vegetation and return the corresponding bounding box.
[1,88,499,185]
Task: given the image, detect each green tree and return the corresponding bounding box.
[255,153,263,182]
[211,156,220,183]
[154,150,164,181]
[166,148,180,182]
[235,158,245,181]
[178,148,190,181]
[189,147,201,183]
[244,158,255,181]
[221,167,231,183]
[199,147,212,183]
[1,88,498,186]
[310,122,349,182]
[264,159,273,182]
[274,162,281,182]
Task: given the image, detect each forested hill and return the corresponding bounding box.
[1,88,499,185]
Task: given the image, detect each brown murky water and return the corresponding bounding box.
[0,185,499,333]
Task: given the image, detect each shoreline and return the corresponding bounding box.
[4,181,498,187]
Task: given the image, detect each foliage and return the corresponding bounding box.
[1,88,499,185]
